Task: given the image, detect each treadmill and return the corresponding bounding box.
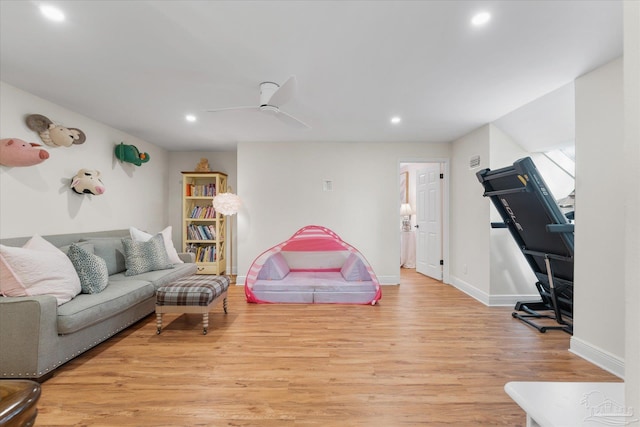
[476,157,574,334]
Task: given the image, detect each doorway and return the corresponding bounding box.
[400,161,449,283]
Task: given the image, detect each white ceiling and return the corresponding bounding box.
[0,1,622,152]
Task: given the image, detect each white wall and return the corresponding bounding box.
[449,123,565,305]
[0,82,170,239]
[450,125,492,300]
[572,58,625,375]
[487,125,540,303]
[236,141,450,285]
[624,0,640,411]
[168,151,238,273]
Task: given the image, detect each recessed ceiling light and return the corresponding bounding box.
[471,11,491,27]
[390,116,401,124]
[40,5,65,22]
[185,114,197,122]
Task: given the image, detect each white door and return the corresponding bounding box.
[415,164,443,280]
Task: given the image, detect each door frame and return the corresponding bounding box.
[399,158,450,285]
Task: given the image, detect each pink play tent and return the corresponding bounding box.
[245,225,382,304]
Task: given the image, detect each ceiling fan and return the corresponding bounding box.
[206,76,310,129]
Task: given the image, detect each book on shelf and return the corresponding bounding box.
[188,206,216,220]
[195,245,216,262]
[187,224,217,241]
[188,183,216,197]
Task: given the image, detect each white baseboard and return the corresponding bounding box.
[235,275,246,285]
[378,275,400,285]
[489,293,541,307]
[570,336,625,379]
[450,276,541,307]
[450,276,491,305]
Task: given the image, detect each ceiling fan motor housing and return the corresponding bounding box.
[259,81,279,106]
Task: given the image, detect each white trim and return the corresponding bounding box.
[450,275,539,307]
[399,157,451,284]
[378,275,401,285]
[450,275,490,305]
[570,336,625,379]
[488,294,540,307]
[236,275,246,285]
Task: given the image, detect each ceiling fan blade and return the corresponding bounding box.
[276,109,310,129]
[206,106,258,113]
[268,75,297,106]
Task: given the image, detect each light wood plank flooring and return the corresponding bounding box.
[35,270,620,426]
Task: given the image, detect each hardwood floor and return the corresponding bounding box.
[35,270,619,426]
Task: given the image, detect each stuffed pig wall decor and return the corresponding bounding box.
[26,114,86,148]
[71,168,105,195]
[114,142,150,166]
[0,138,50,167]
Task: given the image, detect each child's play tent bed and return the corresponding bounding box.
[245,225,382,304]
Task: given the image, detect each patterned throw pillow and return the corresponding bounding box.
[122,233,174,276]
[68,243,109,294]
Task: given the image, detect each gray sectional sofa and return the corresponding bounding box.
[0,229,197,381]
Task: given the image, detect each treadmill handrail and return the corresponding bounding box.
[522,248,573,262]
[482,187,528,197]
[546,224,575,233]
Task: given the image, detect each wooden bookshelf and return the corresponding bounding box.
[181,172,227,275]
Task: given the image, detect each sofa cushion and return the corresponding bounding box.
[67,243,109,294]
[58,241,94,256]
[0,234,81,305]
[129,226,184,264]
[80,237,127,275]
[122,234,174,276]
[57,280,155,334]
[108,262,198,289]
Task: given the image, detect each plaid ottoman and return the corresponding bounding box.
[155,274,230,335]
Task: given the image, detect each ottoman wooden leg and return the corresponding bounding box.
[202,312,209,335]
[156,312,163,334]
[223,297,228,314]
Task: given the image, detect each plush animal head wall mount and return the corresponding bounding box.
[26,114,86,148]
[0,138,50,167]
[71,168,105,195]
[115,142,150,166]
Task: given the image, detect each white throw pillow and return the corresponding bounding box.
[129,226,183,264]
[0,235,82,305]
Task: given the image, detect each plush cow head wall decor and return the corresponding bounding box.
[0,138,50,167]
[71,169,105,195]
[26,114,86,148]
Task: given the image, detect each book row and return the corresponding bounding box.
[189,205,216,219]
[186,183,216,197]
[191,245,217,262]
[186,224,216,241]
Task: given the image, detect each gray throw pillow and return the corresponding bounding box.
[122,233,174,276]
[67,243,109,294]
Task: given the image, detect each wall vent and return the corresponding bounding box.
[469,155,481,169]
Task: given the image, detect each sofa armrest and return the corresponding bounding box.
[0,295,59,378]
[178,252,195,263]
